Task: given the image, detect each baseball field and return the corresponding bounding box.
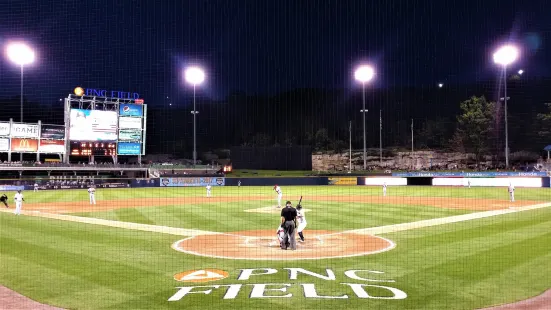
[1,185,550,309]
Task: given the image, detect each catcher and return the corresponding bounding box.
[0,193,8,208]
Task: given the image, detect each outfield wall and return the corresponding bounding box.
[0,173,549,190]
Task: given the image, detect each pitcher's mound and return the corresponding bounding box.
[172,230,394,260]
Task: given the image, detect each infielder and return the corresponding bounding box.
[274,185,283,208]
[88,186,96,205]
[34,183,39,192]
[206,184,212,197]
[382,182,387,197]
[508,183,515,202]
[14,190,24,215]
[296,204,307,242]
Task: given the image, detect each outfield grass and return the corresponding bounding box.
[12,185,550,203]
[0,186,550,309]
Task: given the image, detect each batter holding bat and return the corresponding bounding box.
[296,200,307,242]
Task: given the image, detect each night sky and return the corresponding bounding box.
[0,0,549,105]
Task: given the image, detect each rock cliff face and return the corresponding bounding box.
[312,150,488,171]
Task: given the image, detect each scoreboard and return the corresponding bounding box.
[70,142,116,156]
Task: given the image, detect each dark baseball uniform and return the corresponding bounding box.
[280,206,297,250]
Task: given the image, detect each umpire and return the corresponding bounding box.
[280,201,297,250]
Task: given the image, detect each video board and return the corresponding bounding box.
[69,109,118,141]
[117,142,141,155]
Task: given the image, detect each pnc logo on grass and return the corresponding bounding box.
[174,269,229,283]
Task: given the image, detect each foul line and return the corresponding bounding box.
[319,202,551,237]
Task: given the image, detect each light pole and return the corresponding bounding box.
[348,120,352,173]
[354,65,375,170]
[6,42,35,162]
[184,66,205,168]
[493,45,519,168]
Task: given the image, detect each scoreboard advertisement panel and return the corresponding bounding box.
[69,109,118,141]
[0,138,9,151]
[119,104,143,117]
[0,122,10,136]
[11,124,39,138]
[117,142,141,155]
[118,117,142,129]
[39,140,66,153]
[41,125,65,140]
[118,130,142,141]
[11,138,39,152]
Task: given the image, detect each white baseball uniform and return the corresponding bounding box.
[274,186,282,207]
[14,192,23,215]
[508,184,515,202]
[88,187,96,205]
[296,209,307,233]
[276,226,285,244]
[206,185,212,197]
[383,183,387,196]
[467,180,471,188]
[34,183,39,192]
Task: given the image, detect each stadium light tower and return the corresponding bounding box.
[493,44,519,168]
[6,42,35,162]
[354,64,375,170]
[184,66,205,167]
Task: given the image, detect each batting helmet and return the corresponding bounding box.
[296,205,302,210]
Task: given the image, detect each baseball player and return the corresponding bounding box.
[1,194,9,208]
[238,180,241,187]
[274,185,283,208]
[467,179,471,189]
[508,183,515,202]
[14,190,24,215]
[382,182,387,197]
[296,204,307,242]
[276,225,287,249]
[88,186,96,205]
[34,183,39,192]
[206,184,212,197]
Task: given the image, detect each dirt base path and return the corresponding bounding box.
[0,286,64,310]
[481,289,551,310]
[21,195,543,214]
[172,229,394,260]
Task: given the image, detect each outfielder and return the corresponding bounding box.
[88,186,96,205]
[508,183,515,202]
[382,182,387,197]
[34,183,39,192]
[14,190,24,215]
[296,204,307,242]
[274,185,283,208]
[206,184,212,197]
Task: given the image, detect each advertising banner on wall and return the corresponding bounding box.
[10,138,38,152]
[0,138,9,151]
[328,177,358,185]
[118,117,142,129]
[0,122,10,136]
[69,109,118,141]
[119,104,143,117]
[39,140,66,153]
[11,124,39,138]
[393,171,548,177]
[118,130,142,141]
[160,177,225,187]
[117,142,141,155]
[41,125,65,140]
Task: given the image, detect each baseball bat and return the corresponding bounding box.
[298,196,303,206]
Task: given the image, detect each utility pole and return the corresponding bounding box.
[411,119,414,170]
[349,121,352,172]
[379,109,382,165]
